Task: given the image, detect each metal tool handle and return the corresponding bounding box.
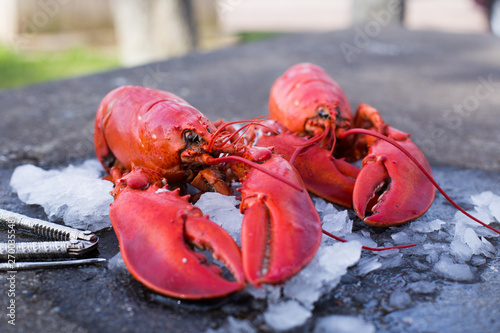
[0,238,98,260]
[0,258,106,271]
[0,208,96,242]
[0,241,71,259]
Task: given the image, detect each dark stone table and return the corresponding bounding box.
[1,28,499,332]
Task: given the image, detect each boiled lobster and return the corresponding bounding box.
[94,86,322,299]
[246,63,499,236]
[241,63,435,226]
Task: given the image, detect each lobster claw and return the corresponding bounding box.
[110,177,245,299]
[352,127,435,226]
[237,154,322,286]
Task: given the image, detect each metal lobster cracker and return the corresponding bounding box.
[0,208,104,270]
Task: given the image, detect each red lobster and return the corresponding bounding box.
[239,63,434,226]
[250,63,500,234]
[94,86,322,299]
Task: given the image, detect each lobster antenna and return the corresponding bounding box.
[340,128,500,235]
[207,116,272,152]
[217,121,277,149]
[289,120,332,165]
[218,123,253,148]
[206,155,303,192]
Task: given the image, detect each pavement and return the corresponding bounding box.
[0,28,500,332]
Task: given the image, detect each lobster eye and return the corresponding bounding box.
[317,106,330,120]
[183,130,201,144]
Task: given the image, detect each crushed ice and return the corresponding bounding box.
[8,160,500,331]
[314,315,375,333]
[10,159,113,232]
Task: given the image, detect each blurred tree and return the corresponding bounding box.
[352,0,405,27]
[111,0,194,66]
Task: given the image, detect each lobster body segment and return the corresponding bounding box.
[94,86,322,299]
[95,86,216,182]
[269,63,353,139]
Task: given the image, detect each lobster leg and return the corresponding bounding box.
[348,104,435,226]
[110,171,245,299]
[236,154,322,286]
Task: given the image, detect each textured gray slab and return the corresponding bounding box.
[0,28,499,332]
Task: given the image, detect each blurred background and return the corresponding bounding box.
[0,0,497,90]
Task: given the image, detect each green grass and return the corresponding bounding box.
[0,45,120,90]
[237,32,281,43]
[0,33,277,90]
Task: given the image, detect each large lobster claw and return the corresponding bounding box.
[110,171,245,299]
[237,154,322,286]
[350,107,435,226]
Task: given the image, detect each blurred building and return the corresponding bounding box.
[0,0,491,67]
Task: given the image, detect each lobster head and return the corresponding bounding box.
[269,63,353,142]
[132,97,221,182]
[94,86,232,184]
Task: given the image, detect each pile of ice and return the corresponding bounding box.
[198,194,366,331]
[8,160,500,332]
[10,159,113,232]
[168,174,500,331]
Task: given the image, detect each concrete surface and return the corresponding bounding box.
[0,28,500,332]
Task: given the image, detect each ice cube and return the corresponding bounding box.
[263,300,312,331]
[379,253,403,270]
[318,241,362,276]
[470,191,495,207]
[282,242,362,310]
[194,192,243,243]
[356,256,381,276]
[480,237,496,258]
[470,256,487,266]
[463,228,483,255]
[453,209,494,237]
[283,280,322,311]
[282,260,324,309]
[206,316,257,333]
[450,221,472,261]
[409,219,445,233]
[314,315,375,333]
[488,195,500,222]
[391,231,412,245]
[322,210,352,237]
[245,285,267,300]
[408,281,437,294]
[450,239,473,262]
[434,256,475,282]
[388,290,412,310]
[313,196,338,216]
[195,191,240,212]
[343,233,378,249]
